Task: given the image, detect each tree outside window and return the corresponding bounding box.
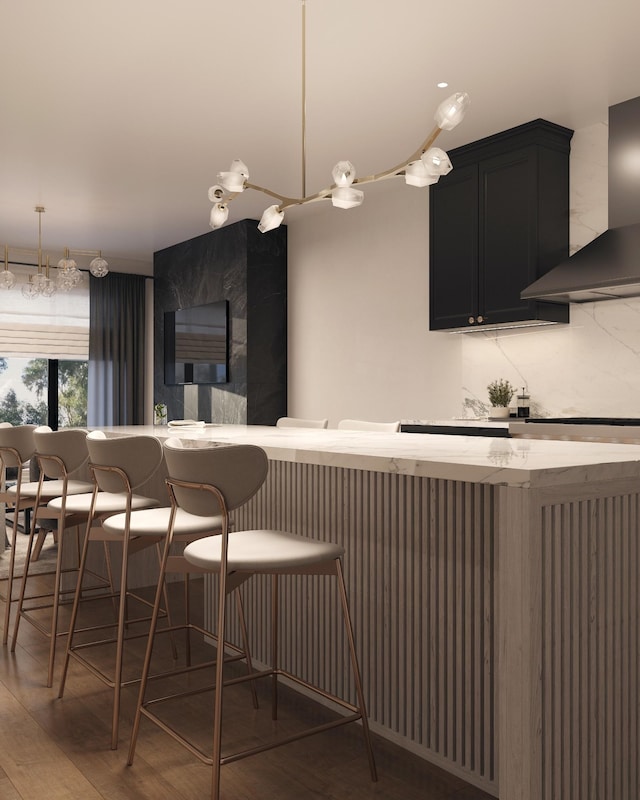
[0,358,87,427]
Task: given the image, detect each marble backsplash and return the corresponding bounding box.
[460,121,640,418]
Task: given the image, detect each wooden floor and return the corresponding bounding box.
[0,545,496,800]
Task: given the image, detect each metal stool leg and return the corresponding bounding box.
[335,558,377,781]
[2,503,22,645]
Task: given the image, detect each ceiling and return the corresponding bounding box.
[2,0,640,273]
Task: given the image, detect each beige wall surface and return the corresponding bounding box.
[287,180,462,427]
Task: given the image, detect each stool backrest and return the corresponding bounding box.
[276,417,328,429]
[86,431,164,492]
[0,424,37,468]
[33,427,89,479]
[337,419,400,432]
[164,438,268,517]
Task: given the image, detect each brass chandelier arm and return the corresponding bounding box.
[241,123,445,213]
[242,184,299,207]
[352,124,444,187]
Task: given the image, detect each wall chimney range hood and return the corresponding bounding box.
[522,95,640,303]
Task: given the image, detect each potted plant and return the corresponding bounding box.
[487,378,515,418]
[154,402,167,426]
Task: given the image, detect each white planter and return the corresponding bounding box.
[154,404,168,426]
[490,406,510,419]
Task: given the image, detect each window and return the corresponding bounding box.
[0,268,89,429]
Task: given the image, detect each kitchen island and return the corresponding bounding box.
[101,424,640,800]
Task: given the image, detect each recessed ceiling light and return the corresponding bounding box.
[437,81,449,89]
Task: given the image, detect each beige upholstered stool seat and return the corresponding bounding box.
[103,506,222,537]
[184,529,344,571]
[49,491,160,516]
[8,478,94,500]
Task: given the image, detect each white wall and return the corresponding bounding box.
[288,120,640,422]
[287,180,462,426]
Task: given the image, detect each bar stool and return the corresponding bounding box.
[10,426,99,685]
[57,431,169,749]
[276,416,328,429]
[337,418,400,432]
[127,439,377,800]
[87,439,258,750]
[0,423,40,644]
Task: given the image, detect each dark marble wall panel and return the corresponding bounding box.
[153,219,287,425]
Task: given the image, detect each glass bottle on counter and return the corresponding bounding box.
[517,388,530,418]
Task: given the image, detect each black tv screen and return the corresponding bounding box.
[164,300,228,385]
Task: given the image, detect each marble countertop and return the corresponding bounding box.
[509,420,640,441]
[99,424,640,490]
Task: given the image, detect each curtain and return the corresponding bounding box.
[88,273,146,426]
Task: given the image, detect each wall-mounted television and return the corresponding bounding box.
[164,300,228,385]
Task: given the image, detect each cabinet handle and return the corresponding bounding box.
[477,315,484,323]
[468,316,475,324]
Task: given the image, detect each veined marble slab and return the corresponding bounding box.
[510,420,640,443]
[98,424,640,490]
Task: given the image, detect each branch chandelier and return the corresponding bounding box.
[208,0,470,233]
[0,206,109,299]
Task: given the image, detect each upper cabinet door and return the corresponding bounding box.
[429,119,572,332]
[429,164,479,330]
[480,147,537,324]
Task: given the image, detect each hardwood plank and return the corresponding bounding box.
[1,562,495,800]
[0,680,104,799]
[0,765,21,800]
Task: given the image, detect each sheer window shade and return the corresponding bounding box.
[0,267,89,359]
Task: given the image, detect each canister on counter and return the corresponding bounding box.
[517,388,530,418]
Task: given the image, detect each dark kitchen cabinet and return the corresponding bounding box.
[429,119,573,331]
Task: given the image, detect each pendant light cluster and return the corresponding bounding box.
[206,0,469,234]
[208,91,469,234]
[0,207,109,299]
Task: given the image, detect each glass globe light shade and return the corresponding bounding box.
[89,256,109,277]
[210,202,229,229]
[32,272,46,290]
[229,159,249,178]
[404,160,439,187]
[56,272,74,291]
[331,160,356,187]
[0,269,16,289]
[421,147,453,176]
[217,159,249,192]
[331,186,364,209]
[258,205,284,233]
[57,256,77,272]
[434,92,471,131]
[21,279,39,299]
[217,171,246,193]
[208,184,225,202]
[57,265,82,287]
[40,277,57,297]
